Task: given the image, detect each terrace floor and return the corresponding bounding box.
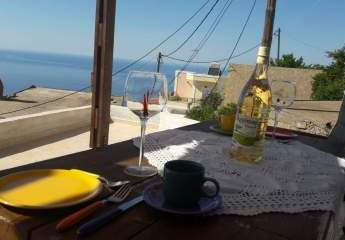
[0,87,191,170]
[0,86,341,171]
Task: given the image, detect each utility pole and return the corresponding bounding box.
[276,27,281,61]
[156,52,162,72]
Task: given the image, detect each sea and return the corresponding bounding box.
[0,49,209,96]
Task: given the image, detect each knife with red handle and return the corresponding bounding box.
[56,200,106,232]
[56,175,156,232]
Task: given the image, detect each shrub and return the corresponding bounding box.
[201,91,223,109]
[186,105,216,121]
[311,45,345,100]
[216,103,237,116]
[186,91,223,121]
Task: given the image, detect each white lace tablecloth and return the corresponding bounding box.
[134,129,345,233]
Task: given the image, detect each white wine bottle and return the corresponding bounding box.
[230,46,272,163]
[230,0,276,163]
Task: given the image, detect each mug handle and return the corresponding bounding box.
[201,177,220,198]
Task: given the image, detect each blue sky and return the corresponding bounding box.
[0,0,344,65]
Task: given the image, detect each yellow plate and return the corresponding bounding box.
[0,169,102,209]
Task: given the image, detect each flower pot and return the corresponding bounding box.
[219,114,235,132]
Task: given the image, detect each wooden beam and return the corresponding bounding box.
[90,0,116,148]
[329,91,345,145]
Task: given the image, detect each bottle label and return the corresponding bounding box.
[233,114,259,146]
[257,46,268,57]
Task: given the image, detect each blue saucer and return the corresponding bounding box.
[143,183,222,215]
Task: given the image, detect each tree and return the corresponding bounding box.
[312,45,345,100]
[270,53,306,68]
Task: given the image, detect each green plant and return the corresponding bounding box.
[270,53,324,70]
[216,103,237,116]
[270,53,306,68]
[186,91,223,121]
[186,105,216,121]
[312,45,345,100]
[201,91,223,109]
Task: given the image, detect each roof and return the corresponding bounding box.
[176,70,219,83]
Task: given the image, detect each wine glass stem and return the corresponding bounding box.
[138,119,147,168]
[273,109,279,140]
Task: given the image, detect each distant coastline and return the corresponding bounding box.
[0,49,208,96]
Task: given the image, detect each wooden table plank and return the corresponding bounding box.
[31,204,159,240]
[130,215,241,240]
[129,214,290,240]
[0,122,337,240]
[27,203,333,240]
[129,210,331,240]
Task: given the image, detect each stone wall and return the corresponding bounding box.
[218,64,322,104]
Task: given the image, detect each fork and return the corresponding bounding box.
[56,184,133,232]
[98,176,130,188]
[71,169,130,188]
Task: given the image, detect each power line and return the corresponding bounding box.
[112,0,213,76]
[136,54,157,71]
[0,86,91,116]
[165,0,220,57]
[0,1,213,116]
[219,0,257,75]
[163,43,260,64]
[0,0,255,116]
[207,0,257,94]
[192,0,235,56]
[284,32,327,52]
[166,0,235,87]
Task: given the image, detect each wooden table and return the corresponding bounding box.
[0,122,338,240]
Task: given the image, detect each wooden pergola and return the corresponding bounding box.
[88,0,345,151]
[89,0,116,148]
[88,0,278,149]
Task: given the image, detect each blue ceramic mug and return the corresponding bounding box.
[163,160,220,207]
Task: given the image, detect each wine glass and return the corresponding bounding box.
[271,80,296,139]
[123,71,168,177]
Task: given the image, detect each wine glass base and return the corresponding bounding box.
[124,165,157,177]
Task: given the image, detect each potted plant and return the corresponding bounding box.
[186,92,223,121]
[216,103,237,132]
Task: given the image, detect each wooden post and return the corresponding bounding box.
[90,0,116,148]
[277,27,281,61]
[0,79,3,98]
[156,52,162,73]
[261,0,277,56]
[329,91,345,145]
